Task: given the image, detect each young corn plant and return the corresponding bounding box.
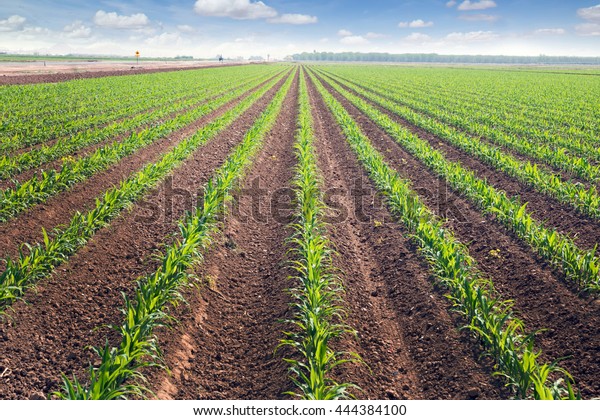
[309,69,578,400]
[314,71,600,294]
[54,70,295,400]
[0,71,286,314]
[0,66,279,153]
[279,70,359,400]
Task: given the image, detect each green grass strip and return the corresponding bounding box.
[314,70,600,293]
[279,68,358,400]
[309,69,578,400]
[54,69,295,400]
[0,71,286,313]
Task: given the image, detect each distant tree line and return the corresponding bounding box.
[290,52,600,65]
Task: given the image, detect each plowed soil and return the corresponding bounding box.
[0,62,243,86]
[147,71,300,400]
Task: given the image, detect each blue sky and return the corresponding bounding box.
[1,1,599,58]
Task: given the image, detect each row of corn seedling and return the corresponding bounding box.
[54,70,295,400]
[309,69,578,400]
[313,70,600,293]
[0,71,271,180]
[324,70,600,183]
[0,71,280,223]
[0,71,289,314]
[318,70,600,220]
[279,68,358,400]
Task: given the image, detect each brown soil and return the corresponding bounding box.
[0,62,244,86]
[0,75,281,271]
[313,71,600,399]
[329,77,600,252]
[145,71,299,400]
[305,73,507,399]
[0,70,290,399]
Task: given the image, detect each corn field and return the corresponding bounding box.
[0,63,599,400]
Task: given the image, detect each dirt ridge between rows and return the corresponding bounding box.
[146,70,300,399]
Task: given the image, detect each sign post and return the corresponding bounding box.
[135,50,140,64]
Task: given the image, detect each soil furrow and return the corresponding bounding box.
[0,75,278,272]
[0,71,290,400]
[314,73,600,399]
[0,63,244,86]
[307,72,507,399]
[330,77,600,251]
[148,71,299,400]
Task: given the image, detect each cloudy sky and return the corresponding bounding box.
[1,1,599,58]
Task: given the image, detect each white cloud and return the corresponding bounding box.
[576,4,600,36]
[534,28,566,35]
[446,1,457,7]
[340,35,369,46]
[366,32,386,39]
[268,14,317,24]
[457,1,497,11]
[63,20,92,38]
[93,10,150,29]
[193,0,277,20]
[445,30,498,41]
[577,4,600,22]
[398,19,434,28]
[459,13,499,22]
[405,32,431,42]
[337,29,352,36]
[145,32,183,47]
[177,24,196,33]
[0,15,26,32]
[576,23,600,36]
